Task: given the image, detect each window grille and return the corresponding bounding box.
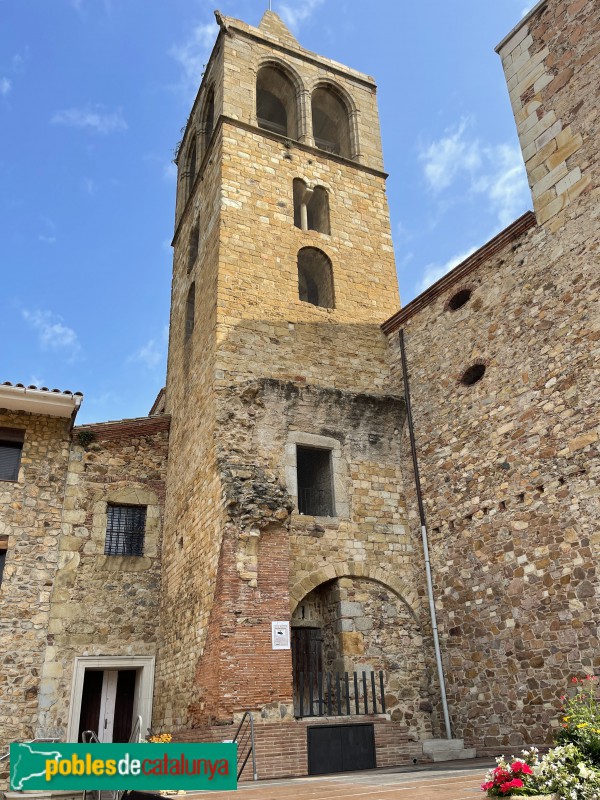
[105,505,146,556]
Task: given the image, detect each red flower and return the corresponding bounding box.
[500,779,524,794]
[572,677,579,683]
[511,760,532,775]
[493,768,512,784]
[481,781,494,792]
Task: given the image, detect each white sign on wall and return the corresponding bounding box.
[271,621,291,650]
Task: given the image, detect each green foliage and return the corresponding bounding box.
[77,430,95,448]
[556,677,600,766]
[535,743,600,800]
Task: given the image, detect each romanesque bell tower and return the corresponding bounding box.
[155,10,433,770]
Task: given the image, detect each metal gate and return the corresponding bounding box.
[307,723,376,775]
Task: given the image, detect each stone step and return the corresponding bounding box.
[422,738,477,762]
[2,792,83,800]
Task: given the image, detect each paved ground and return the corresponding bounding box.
[187,758,493,799]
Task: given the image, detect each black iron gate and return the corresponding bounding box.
[307,723,376,775]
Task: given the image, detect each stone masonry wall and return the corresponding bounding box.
[215,121,399,394]
[0,410,71,758]
[36,415,169,740]
[154,130,225,732]
[383,0,598,752]
[497,0,598,230]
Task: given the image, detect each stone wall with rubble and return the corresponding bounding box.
[33,415,170,740]
[385,160,597,754]
[185,378,438,738]
[0,410,71,764]
[382,0,599,753]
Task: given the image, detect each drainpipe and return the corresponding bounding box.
[399,329,452,740]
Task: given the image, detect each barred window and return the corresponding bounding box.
[105,505,146,556]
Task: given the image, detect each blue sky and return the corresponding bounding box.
[1,0,535,424]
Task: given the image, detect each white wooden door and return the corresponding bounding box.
[98,670,119,742]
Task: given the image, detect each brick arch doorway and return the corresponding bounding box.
[290,574,434,740]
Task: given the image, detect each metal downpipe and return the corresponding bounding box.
[399,328,452,740]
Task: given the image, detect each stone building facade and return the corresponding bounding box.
[0,0,598,785]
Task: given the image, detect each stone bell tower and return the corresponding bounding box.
[154,9,429,770]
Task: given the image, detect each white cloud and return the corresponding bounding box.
[420,118,482,193]
[278,0,325,31]
[169,22,215,96]
[521,1,538,16]
[51,104,127,134]
[128,331,167,370]
[472,143,530,227]
[23,310,82,360]
[419,119,530,226]
[416,246,479,295]
[38,234,57,244]
[0,77,11,96]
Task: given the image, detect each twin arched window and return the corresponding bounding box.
[255,67,353,160]
[293,180,330,235]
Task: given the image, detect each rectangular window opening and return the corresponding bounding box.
[0,548,7,586]
[105,504,147,557]
[0,428,25,482]
[296,446,334,517]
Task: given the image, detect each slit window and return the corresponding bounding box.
[296,446,334,517]
[0,428,25,482]
[188,223,199,273]
[0,547,7,586]
[293,180,330,234]
[202,87,215,154]
[311,86,351,158]
[298,247,334,308]
[185,283,195,342]
[187,139,196,197]
[104,505,146,557]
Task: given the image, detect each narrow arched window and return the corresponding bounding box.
[188,223,199,273]
[293,180,330,234]
[187,139,197,198]
[297,247,334,308]
[256,65,298,139]
[201,87,215,157]
[185,283,195,342]
[307,187,330,234]
[311,86,351,158]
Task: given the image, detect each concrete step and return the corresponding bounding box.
[422,739,477,762]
